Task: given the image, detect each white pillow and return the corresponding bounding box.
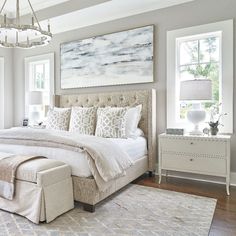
[69,107,96,135]
[125,104,142,138]
[45,107,71,131]
[133,128,144,138]
[95,107,128,138]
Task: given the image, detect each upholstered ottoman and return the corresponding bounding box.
[0,158,74,224]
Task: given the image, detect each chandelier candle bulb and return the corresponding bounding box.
[48,20,50,33]
[16,31,18,44]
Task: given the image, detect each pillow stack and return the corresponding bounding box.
[45,104,143,139]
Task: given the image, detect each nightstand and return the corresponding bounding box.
[158,133,231,195]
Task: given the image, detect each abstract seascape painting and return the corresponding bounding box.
[61,25,154,89]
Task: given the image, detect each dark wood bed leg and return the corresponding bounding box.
[148,171,153,177]
[83,203,95,213]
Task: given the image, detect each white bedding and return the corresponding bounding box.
[0,137,147,178]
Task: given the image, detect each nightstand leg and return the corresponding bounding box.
[226,176,230,196]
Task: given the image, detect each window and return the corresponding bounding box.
[0,57,4,129]
[25,53,54,123]
[167,20,233,133]
[178,33,220,120]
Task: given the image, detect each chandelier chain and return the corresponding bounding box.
[27,0,42,30]
[0,0,7,15]
[16,0,20,24]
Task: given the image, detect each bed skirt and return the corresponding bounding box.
[0,166,74,224]
[72,156,148,206]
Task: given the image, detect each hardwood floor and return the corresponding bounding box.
[133,175,236,236]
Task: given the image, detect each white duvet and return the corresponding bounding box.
[0,137,147,177]
[0,136,147,177]
[0,128,136,191]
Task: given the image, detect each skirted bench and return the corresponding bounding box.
[0,158,74,224]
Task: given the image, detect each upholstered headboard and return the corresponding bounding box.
[55,89,156,171]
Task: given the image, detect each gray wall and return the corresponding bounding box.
[0,48,13,128]
[12,0,236,171]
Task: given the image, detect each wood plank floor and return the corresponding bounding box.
[133,175,236,236]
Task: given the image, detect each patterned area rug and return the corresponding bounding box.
[0,184,216,236]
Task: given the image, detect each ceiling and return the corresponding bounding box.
[0,0,195,34]
[0,0,70,18]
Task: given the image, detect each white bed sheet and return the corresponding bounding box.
[0,137,147,178]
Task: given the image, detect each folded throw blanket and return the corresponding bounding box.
[0,152,45,200]
[0,128,134,191]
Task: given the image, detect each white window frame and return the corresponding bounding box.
[0,57,4,129]
[25,53,55,118]
[167,20,234,134]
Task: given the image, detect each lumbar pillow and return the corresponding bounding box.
[45,107,71,131]
[125,104,142,138]
[69,107,96,135]
[95,107,128,138]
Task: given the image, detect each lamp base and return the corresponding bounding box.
[189,128,203,136]
[187,109,206,136]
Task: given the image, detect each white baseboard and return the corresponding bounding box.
[155,165,236,187]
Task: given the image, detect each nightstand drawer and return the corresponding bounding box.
[162,154,226,176]
[161,138,226,157]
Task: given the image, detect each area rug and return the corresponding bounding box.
[0,184,216,236]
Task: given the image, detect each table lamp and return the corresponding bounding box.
[180,79,212,135]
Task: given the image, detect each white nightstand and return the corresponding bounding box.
[158,133,231,195]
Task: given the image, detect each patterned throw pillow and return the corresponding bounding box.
[95,107,128,138]
[45,108,71,131]
[69,107,96,135]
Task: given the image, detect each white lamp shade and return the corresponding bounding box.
[29,91,43,105]
[180,79,212,101]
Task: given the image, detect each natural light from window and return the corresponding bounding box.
[167,20,233,133]
[177,32,221,121]
[29,60,50,122]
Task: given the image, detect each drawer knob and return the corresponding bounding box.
[190,142,194,145]
[190,158,194,161]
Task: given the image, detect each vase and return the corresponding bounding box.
[210,127,218,136]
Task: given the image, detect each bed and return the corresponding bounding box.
[55,89,156,211]
[0,89,156,212]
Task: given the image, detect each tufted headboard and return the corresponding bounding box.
[55,89,156,172]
